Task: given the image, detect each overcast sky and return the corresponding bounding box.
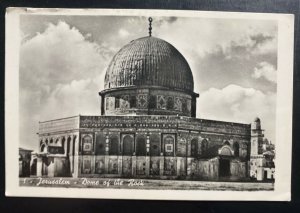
[19,15,277,150]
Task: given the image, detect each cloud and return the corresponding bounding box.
[19,21,111,150]
[198,84,276,143]
[252,62,277,83]
[222,32,277,59]
[20,21,112,90]
[118,28,130,38]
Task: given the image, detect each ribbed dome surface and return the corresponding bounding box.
[104,36,194,92]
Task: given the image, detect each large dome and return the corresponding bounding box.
[104,36,194,92]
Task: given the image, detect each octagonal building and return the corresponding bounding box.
[32,21,264,181]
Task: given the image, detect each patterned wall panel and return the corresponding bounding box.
[105,97,115,111]
[177,137,187,157]
[108,157,118,174]
[187,99,191,112]
[122,156,132,176]
[120,95,130,109]
[81,134,93,155]
[82,156,92,174]
[164,157,176,175]
[150,157,160,175]
[174,97,182,111]
[157,95,166,109]
[137,94,148,108]
[95,157,105,174]
[163,134,175,156]
[136,157,146,175]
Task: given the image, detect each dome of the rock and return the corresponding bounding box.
[99,35,198,117]
[104,36,194,92]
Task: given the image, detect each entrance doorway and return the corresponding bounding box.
[264,170,268,180]
[219,159,230,177]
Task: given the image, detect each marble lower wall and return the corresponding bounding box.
[76,155,247,180]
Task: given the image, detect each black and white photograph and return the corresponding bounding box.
[5,8,294,200]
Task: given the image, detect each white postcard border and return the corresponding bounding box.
[5,8,294,201]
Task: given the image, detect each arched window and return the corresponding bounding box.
[109,136,119,155]
[233,142,240,157]
[191,138,198,157]
[150,134,160,156]
[123,134,134,155]
[41,144,46,153]
[96,133,106,155]
[201,139,208,154]
[163,135,175,156]
[136,135,146,156]
[82,135,93,152]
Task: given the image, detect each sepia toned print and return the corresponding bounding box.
[6,8,293,200]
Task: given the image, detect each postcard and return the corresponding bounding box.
[5,8,294,200]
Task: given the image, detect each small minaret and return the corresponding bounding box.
[250,117,264,156]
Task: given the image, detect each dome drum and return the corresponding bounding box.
[99,86,198,117]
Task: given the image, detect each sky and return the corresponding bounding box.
[19,15,278,150]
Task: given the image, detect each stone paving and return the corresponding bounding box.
[19,177,274,191]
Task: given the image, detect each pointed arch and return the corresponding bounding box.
[201,139,208,154]
[191,138,198,157]
[223,140,230,146]
[233,142,240,157]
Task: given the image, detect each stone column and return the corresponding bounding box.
[176,157,181,176]
[145,135,150,176]
[132,154,136,177]
[118,133,122,176]
[186,158,192,178]
[104,134,109,174]
[63,136,67,156]
[159,152,164,176]
[73,133,80,178]
[36,157,43,177]
[69,135,74,174]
